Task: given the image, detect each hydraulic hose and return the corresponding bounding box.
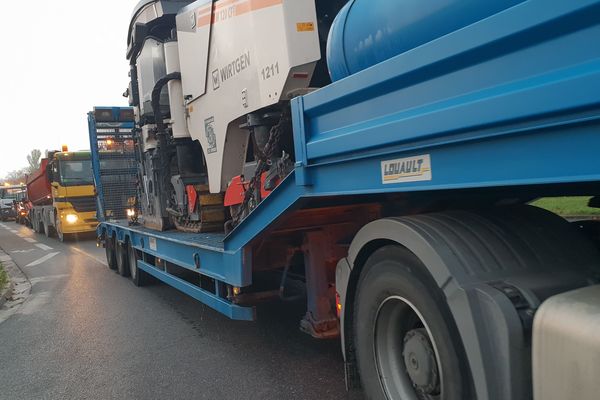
[150,72,182,221]
[151,71,181,135]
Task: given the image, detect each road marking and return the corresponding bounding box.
[9,230,18,233]
[25,252,60,267]
[24,237,37,243]
[35,243,53,251]
[71,246,108,267]
[12,249,36,253]
[29,274,70,285]
[17,233,27,238]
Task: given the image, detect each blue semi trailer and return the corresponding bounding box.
[89,0,600,398]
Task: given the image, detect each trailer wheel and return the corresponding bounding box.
[127,240,148,286]
[105,234,117,270]
[354,245,471,400]
[116,240,130,277]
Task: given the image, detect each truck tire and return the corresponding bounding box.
[105,234,117,270]
[43,220,54,238]
[354,245,471,400]
[54,216,68,242]
[127,240,148,286]
[33,214,43,233]
[116,240,130,277]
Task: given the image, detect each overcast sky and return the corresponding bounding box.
[0,0,139,177]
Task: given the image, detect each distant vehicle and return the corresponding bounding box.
[14,199,30,226]
[27,147,98,241]
[0,198,16,221]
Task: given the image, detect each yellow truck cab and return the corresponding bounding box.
[48,151,97,241]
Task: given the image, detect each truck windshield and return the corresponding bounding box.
[59,160,94,186]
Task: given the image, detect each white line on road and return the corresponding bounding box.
[25,252,60,267]
[9,230,18,233]
[71,246,108,267]
[35,243,53,251]
[24,237,37,243]
[12,249,36,253]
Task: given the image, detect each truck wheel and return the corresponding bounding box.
[354,245,471,400]
[43,220,54,238]
[55,217,68,242]
[105,234,117,270]
[127,240,148,286]
[116,240,130,277]
[33,215,43,233]
[56,229,70,242]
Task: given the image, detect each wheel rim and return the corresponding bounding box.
[373,296,443,400]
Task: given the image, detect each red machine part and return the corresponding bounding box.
[26,158,52,206]
[186,185,198,214]
[224,173,274,207]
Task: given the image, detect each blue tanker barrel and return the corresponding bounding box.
[327,0,524,82]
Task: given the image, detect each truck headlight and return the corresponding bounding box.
[65,214,78,224]
[126,208,136,217]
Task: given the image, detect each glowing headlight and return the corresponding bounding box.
[65,214,78,224]
[126,208,136,217]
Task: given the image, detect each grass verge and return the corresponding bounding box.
[0,262,7,292]
[531,196,600,217]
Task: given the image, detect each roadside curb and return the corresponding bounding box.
[0,248,30,310]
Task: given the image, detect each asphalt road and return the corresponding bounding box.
[0,221,358,400]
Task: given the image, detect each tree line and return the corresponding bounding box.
[1,149,43,185]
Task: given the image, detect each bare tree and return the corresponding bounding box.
[26,149,42,174]
[4,168,28,184]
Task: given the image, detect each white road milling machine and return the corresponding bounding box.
[126,0,346,231]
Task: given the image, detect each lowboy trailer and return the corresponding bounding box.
[90,1,600,399]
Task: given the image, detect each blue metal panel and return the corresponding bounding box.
[303,0,600,163]
[87,112,105,221]
[291,96,311,187]
[137,260,255,321]
[88,107,136,221]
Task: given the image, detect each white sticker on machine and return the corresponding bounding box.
[149,237,157,251]
[381,154,432,184]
